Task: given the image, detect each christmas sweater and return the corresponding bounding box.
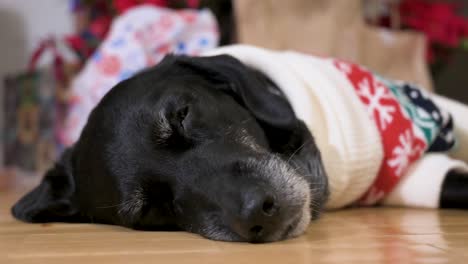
[204,45,468,209]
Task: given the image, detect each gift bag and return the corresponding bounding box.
[2,38,79,187]
[234,0,433,91]
[3,70,56,173]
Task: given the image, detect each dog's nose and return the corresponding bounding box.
[231,188,279,242]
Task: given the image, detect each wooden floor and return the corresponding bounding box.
[1,190,468,263]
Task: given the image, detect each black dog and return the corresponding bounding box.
[12,55,329,243]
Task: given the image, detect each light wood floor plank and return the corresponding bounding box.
[1,190,467,263]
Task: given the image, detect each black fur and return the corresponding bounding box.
[12,54,328,243]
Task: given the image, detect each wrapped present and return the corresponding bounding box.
[62,6,219,145]
[66,0,203,63]
[2,38,79,187]
[4,70,55,173]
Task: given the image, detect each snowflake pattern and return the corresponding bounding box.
[387,129,423,176]
[333,59,428,206]
[357,78,396,130]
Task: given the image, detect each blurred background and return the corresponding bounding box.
[1,0,468,190]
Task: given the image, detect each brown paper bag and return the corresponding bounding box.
[234,0,433,91]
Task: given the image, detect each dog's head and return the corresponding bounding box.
[12,55,328,242]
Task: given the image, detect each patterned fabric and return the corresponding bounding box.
[398,83,456,152]
[333,60,455,205]
[61,6,219,146]
[379,79,455,152]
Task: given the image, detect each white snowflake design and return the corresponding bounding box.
[357,78,396,130]
[388,129,423,177]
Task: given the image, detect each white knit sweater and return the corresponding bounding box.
[204,45,468,209]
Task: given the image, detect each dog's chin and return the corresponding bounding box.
[283,201,312,240]
[197,208,311,243]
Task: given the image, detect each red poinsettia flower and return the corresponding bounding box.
[399,0,468,62]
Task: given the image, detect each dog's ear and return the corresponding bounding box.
[175,55,329,215]
[11,149,80,223]
[175,55,297,131]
